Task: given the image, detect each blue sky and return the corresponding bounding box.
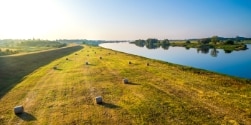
[0,0,250,40]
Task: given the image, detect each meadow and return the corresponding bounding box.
[0,45,250,124]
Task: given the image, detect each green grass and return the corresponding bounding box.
[0,45,250,124]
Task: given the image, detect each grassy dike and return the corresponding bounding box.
[0,45,250,124]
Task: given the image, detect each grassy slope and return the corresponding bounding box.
[0,45,250,124]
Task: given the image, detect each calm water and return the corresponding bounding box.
[100,42,251,79]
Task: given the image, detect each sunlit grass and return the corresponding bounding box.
[0,45,250,124]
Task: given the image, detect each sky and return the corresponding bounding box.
[0,0,251,40]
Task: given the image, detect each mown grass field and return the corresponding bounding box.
[0,45,250,124]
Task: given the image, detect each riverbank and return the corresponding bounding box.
[0,45,250,124]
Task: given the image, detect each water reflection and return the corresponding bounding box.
[131,42,220,57]
[224,50,233,53]
[162,44,170,50]
[185,46,190,50]
[210,48,219,57]
[197,47,210,54]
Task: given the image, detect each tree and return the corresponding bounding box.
[161,39,170,45]
[186,40,191,44]
[145,38,159,49]
[146,38,158,44]
[134,39,145,47]
[211,36,219,44]
[6,49,10,54]
[225,40,234,45]
[198,38,210,44]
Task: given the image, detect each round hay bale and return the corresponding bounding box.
[94,52,96,54]
[95,96,103,104]
[85,62,89,65]
[99,57,102,59]
[147,63,150,66]
[128,61,132,64]
[66,58,69,60]
[53,66,57,70]
[75,53,78,55]
[122,78,129,84]
[14,105,24,114]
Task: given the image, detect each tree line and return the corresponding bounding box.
[0,49,18,56]
[131,38,170,49]
[18,40,67,48]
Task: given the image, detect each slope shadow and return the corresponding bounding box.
[0,46,83,99]
[16,112,37,121]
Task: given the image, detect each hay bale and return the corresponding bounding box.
[147,63,150,66]
[85,62,89,65]
[75,53,78,55]
[99,57,102,59]
[66,58,69,60]
[122,78,129,84]
[128,61,132,64]
[53,66,57,70]
[94,52,96,54]
[14,105,24,114]
[95,96,103,104]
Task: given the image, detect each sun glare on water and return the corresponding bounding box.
[0,0,71,39]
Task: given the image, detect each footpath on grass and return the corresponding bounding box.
[0,45,250,124]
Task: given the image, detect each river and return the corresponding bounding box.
[100,42,251,79]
